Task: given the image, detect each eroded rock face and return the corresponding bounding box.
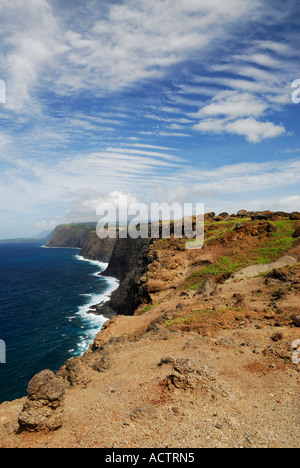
[18,370,65,432]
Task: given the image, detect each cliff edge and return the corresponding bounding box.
[1,211,300,448]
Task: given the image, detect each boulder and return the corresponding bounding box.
[18,370,65,432]
[290,212,300,221]
[214,212,229,222]
[236,210,248,218]
[275,211,290,218]
[292,315,300,327]
[251,211,274,220]
[26,370,65,403]
[218,212,229,219]
[160,358,199,391]
[204,212,215,221]
[196,279,216,296]
[293,222,300,238]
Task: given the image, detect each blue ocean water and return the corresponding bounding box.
[0,243,118,404]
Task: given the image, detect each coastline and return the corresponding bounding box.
[39,244,120,357]
[0,243,121,404]
[72,254,119,355]
[0,216,299,446]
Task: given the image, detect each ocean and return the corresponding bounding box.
[0,243,118,404]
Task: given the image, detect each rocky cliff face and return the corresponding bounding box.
[47,225,155,317]
[99,237,154,316]
[80,232,117,263]
[46,224,97,249]
[1,213,300,446]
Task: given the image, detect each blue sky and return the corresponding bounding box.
[0,0,299,238]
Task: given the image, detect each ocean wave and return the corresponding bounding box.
[75,254,108,270]
[73,255,119,355]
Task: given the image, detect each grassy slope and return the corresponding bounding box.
[185,218,298,290]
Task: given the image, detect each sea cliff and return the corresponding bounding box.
[46,223,97,249]
[1,211,299,447]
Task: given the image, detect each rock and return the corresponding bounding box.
[18,402,64,433]
[293,222,300,238]
[173,358,197,375]
[237,210,248,218]
[264,310,275,319]
[160,358,199,391]
[93,303,117,319]
[218,212,230,219]
[290,212,300,221]
[26,370,65,405]
[161,373,198,391]
[292,315,300,327]
[196,279,216,296]
[158,356,176,366]
[92,355,111,373]
[58,356,87,387]
[251,211,274,220]
[271,332,283,342]
[204,212,215,221]
[18,370,65,432]
[275,211,290,218]
[225,221,277,243]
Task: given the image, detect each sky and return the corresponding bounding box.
[0,0,299,238]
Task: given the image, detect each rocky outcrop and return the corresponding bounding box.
[160,358,200,391]
[18,370,65,432]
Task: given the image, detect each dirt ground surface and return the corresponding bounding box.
[0,270,299,448]
[0,220,299,448]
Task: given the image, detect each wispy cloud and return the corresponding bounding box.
[0,0,299,236]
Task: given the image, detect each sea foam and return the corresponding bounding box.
[73,255,119,355]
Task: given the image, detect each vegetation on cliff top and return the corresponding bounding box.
[185,218,298,290]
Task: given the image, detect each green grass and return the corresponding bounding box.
[187,283,203,291]
[185,220,297,286]
[164,306,242,327]
[204,218,251,244]
[252,220,297,264]
[142,303,159,314]
[189,256,241,282]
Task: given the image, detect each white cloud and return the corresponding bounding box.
[225,118,285,143]
[278,195,300,211]
[179,159,300,194]
[1,0,261,109]
[194,116,285,143]
[0,0,63,112]
[195,92,267,119]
